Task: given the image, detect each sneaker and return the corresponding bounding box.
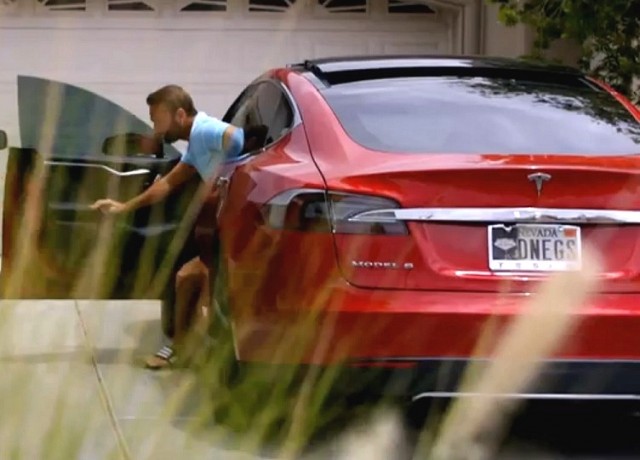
[144,345,176,370]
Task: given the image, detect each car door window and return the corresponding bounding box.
[222,84,257,126]
[229,81,294,155]
[254,82,294,146]
[17,75,181,160]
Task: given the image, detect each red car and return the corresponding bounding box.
[209,55,640,399]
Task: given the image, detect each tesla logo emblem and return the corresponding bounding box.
[528,172,551,197]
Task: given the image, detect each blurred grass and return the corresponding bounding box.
[0,86,406,458]
[0,132,605,459]
[0,25,606,460]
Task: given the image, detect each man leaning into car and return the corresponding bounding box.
[91,84,244,369]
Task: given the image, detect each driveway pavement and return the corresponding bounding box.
[0,300,323,460]
[3,300,640,460]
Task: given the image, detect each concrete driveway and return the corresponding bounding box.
[3,300,640,460]
[0,300,340,460]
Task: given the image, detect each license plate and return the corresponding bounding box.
[488,224,582,272]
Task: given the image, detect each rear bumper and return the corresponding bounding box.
[231,282,640,398]
[242,358,640,401]
[358,358,640,400]
[234,283,640,363]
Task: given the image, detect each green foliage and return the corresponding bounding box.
[490,0,640,102]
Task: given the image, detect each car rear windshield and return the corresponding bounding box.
[320,77,640,155]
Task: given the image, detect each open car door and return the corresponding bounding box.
[2,76,200,299]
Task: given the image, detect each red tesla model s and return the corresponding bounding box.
[207,55,640,399]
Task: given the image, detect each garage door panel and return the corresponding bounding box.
[0,29,237,82]
[85,82,246,120]
[0,83,18,157]
[0,4,456,143]
[381,40,447,55]
[307,38,372,60]
[1,27,453,86]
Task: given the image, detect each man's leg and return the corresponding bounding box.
[174,257,207,349]
[183,259,211,356]
[145,256,202,369]
[174,257,212,366]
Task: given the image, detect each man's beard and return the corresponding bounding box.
[163,131,179,144]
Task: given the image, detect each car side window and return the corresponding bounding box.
[222,85,256,126]
[234,81,294,155]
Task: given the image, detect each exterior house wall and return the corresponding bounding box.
[481,2,532,58]
[480,2,582,66]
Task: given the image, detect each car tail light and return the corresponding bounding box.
[262,189,408,235]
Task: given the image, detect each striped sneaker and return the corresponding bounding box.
[144,345,176,370]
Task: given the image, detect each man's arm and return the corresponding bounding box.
[91,161,196,214]
[203,119,244,161]
[124,161,196,211]
[221,125,244,158]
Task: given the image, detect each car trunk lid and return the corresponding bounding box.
[321,154,640,293]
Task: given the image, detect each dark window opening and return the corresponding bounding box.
[180,0,226,11]
[108,1,155,11]
[317,0,367,13]
[249,0,295,13]
[38,0,86,11]
[388,0,435,14]
[225,82,294,154]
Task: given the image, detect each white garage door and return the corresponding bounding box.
[0,0,458,151]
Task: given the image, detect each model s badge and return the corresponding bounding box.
[352,261,414,270]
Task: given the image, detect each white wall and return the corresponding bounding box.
[480,2,581,65]
[481,2,531,58]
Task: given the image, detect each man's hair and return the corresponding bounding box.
[146,85,197,116]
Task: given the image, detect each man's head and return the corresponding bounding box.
[146,85,197,144]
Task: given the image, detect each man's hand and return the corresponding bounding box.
[90,199,127,215]
[90,163,195,217]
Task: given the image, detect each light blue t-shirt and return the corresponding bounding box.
[181,111,244,182]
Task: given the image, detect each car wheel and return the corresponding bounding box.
[201,241,351,444]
